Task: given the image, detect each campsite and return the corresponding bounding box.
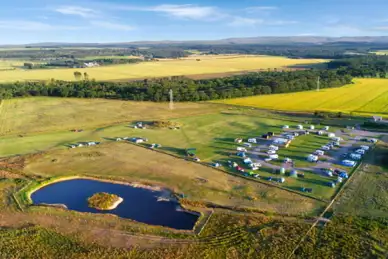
[1,19,388,257]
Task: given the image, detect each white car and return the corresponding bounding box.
[321,146,330,151]
[269,145,279,151]
[267,150,276,155]
[243,143,252,148]
[360,145,370,151]
[269,154,279,159]
[355,149,365,155]
[315,150,325,156]
[342,160,356,167]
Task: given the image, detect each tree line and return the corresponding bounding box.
[0,70,352,101]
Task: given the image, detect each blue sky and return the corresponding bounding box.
[1,0,388,44]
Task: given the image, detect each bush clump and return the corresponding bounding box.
[87,192,121,210]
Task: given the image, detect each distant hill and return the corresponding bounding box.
[3,36,388,48]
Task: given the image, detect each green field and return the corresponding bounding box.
[0,97,223,136]
[218,78,388,117]
[0,95,386,258]
[333,137,388,217]
[0,55,327,82]
[0,97,359,200]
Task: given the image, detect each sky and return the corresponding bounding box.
[1,0,388,44]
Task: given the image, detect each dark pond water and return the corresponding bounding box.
[31,179,199,230]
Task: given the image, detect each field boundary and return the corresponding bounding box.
[286,160,364,258]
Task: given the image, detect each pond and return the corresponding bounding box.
[31,179,199,230]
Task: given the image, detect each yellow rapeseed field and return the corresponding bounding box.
[0,55,326,82]
[218,78,388,116]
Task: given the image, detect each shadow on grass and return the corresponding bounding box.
[159,146,187,156]
[298,177,330,187]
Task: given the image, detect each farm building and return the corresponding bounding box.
[307,154,318,162]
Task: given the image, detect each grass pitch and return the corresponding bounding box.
[218,78,388,117]
[0,55,327,82]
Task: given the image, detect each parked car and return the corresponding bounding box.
[321,146,330,151]
[269,154,279,159]
[267,150,276,155]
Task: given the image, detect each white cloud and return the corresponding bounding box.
[228,17,263,27]
[245,6,278,13]
[55,6,98,18]
[267,20,299,25]
[151,4,220,20]
[105,4,223,21]
[90,21,135,31]
[0,20,83,31]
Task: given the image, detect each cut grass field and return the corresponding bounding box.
[333,136,388,217]
[0,55,327,82]
[218,78,388,117]
[0,97,224,136]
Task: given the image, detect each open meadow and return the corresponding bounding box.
[0,55,327,82]
[333,136,388,217]
[0,97,364,200]
[0,97,224,136]
[218,78,388,117]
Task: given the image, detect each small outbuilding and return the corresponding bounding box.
[323,126,330,131]
[297,125,303,130]
[310,125,315,130]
